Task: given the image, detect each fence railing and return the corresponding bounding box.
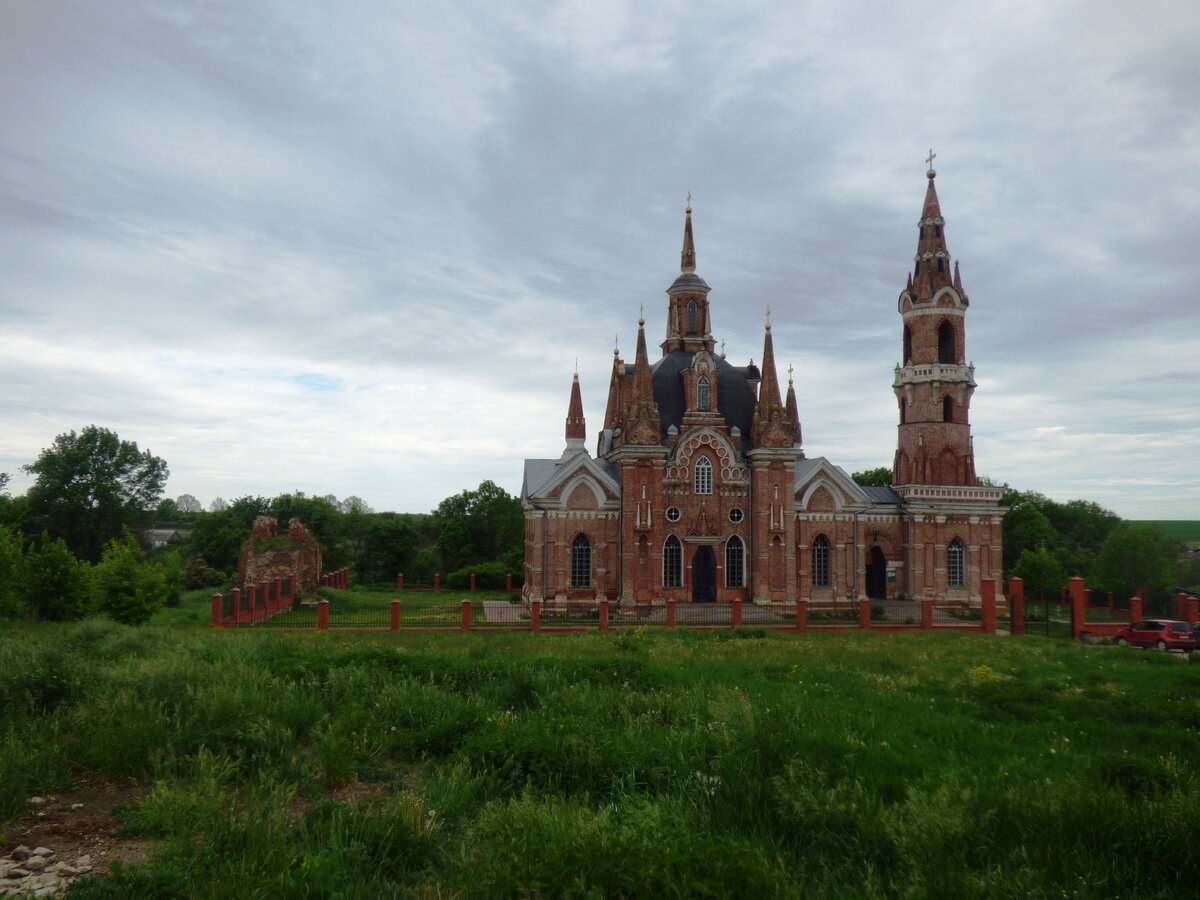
[211,580,1008,634]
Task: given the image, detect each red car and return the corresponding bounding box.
[1114,619,1197,652]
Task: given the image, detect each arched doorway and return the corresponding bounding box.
[865,545,887,600]
[692,545,717,603]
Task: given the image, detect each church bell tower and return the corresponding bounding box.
[892,156,978,487]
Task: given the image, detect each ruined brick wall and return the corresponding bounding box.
[237,516,323,594]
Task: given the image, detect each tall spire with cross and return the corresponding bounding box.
[662,197,714,354]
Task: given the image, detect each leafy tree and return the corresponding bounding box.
[1003,503,1058,574]
[0,525,24,618]
[434,480,523,572]
[189,496,271,573]
[21,533,92,620]
[1094,523,1174,600]
[209,497,228,512]
[271,493,343,566]
[93,533,173,625]
[155,497,180,520]
[340,496,373,514]
[176,494,203,514]
[22,426,168,563]
[1010,548,1066,606]
[851,467,892,487]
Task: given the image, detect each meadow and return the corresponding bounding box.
[2,589,1199,898]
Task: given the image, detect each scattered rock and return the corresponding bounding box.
[10,848,31,861]
[22,858,46,873]
[27,798,45,806]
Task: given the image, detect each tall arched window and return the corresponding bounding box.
[570,534,591,588]
[903,325,913,365]
[663,535,682,588]
[899,398,907,425]
[947,538,965,588]
[697,375,711,411]
[812,535,830,588]
[687,300,697,332]
[725,536,744,588]
[942,395,953,423]
[694,457,713,494]
[938,321,955,364]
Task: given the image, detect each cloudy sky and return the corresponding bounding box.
[2,1,1198,519]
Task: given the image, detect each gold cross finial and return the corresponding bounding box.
[765,305,772,329]
[686,191,692,211]
[926,148,937,177]
[638,302,645,326]
[788,363,794,385]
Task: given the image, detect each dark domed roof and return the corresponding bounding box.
[668,273,711,292]
[650,351,757,441]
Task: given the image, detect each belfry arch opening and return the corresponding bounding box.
[937,320,955,364]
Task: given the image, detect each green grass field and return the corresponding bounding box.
[1138,520,1200,544]
[3,589,1199,897]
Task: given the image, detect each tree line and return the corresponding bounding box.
[0,426,524,622]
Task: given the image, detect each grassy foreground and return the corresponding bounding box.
[3,596,1200,898]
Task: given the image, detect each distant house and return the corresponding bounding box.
[145,529,182,550]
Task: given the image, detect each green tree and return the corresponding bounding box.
[0,525,25,618]
[851,467,892,487]
[93,533,172,625]
[189,496,271,573]
[1094,523,1174,600]
[22,426,168,563]
[21,533,92,620]
[1010,548,1067,606]
[1003,503,1058,574]
[434,481,523,572]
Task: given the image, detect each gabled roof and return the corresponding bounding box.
[522,453,620,506]
[794,457,873,510]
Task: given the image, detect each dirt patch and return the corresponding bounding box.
[1,777,161,878]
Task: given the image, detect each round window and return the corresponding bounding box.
[666,507,681,522]
[728,508,744,523]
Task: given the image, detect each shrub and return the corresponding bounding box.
[184,555,225,590]
[93,534,173,625]
[445,562,511,590]
[21,533,92,621]
[0,525,24,618]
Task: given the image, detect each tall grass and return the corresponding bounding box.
[3,602,1199,897]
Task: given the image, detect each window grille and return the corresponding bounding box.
[725,536,744,588]
[570,534,591,587]
[663,536,682,588]
[697,375,710,411]
[687,300,697,332]
[812,535,830,587]
[948,538,965,587]
[694,457,713,494]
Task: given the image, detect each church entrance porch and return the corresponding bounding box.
[691,545,717,603]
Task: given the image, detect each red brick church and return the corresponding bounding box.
[521,165,1004,605]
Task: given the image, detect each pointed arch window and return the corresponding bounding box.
[694,457,713,495]
[697,375,711,411]
[899,397,907,425]
[942,395,953,423]
[725,536,744,588]
[663,535,682,588]
[570,534,591,588]
[812,535,830,588]
[947,538,965,588]
[938,321,955,364]
[687,300,697,332]
[903,326,913,365]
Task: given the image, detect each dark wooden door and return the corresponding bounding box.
[692,545,717,603]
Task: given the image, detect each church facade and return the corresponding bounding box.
[521,167,1004,606]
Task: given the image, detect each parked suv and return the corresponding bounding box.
[1113,619,1197,652]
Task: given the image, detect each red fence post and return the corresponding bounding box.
[1176,592,1188,621]
[1129,596,1143,622]
[1187,597,1198,626]
[229,587,241,625]
[461,598,471,631]
[530,598,541,631]
[244,585,256,624]
[858,598,871,629]
[317,599,329,631]
[795,599,808,631]
[272,577,282,611]
[1069,577,1086,640]
[1107,590,1116,613]
[210,593,223,628]
[981,577,997,635]
[921,598,933,630]
[732,598,743,629]
[434,572,441,593]
[259,581,269,621]
[390,598,400,631]
[397,572,404,591]
[506,572,512,593]
[1008,576,1025,636]
[666,598,676,628]
[470,573,476,592]
[599,598,609,632]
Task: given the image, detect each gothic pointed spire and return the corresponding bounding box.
[785,364,803,448]
[911,153,952,299]
[623,313,662,445]
[681,194,696,274]
[565,369,585,444]
[751,316,791,448]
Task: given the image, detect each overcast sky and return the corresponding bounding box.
[2,1,1198,519]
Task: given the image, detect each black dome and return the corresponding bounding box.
[650,351,757,442]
